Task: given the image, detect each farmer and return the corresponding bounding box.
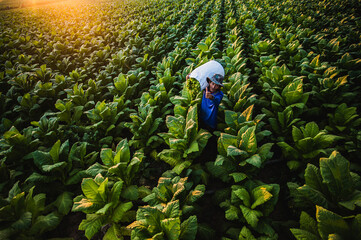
[200,74,224,131]
[186,72,224,131]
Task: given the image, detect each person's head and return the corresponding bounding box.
[207,74,224,93]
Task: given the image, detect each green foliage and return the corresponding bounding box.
[158,105,211,174]
[326,103,361,134]
[86,139,144,188]
[288,151,361,212]
[124,104,164,149]
[55,99,84,125]
[142,173,205,217]
[128,200,198,240]
[220,180,280,238]
[30,116,59,146]
[291,206,361,240]
[26,140,97,188]
[72,174,135,240]
[186,78,201,100]
[209,122,273,182]
[278,122,339,171]
[221,73,256,113]
[0,126,39,170]
[170,83,202,117]
[261,77,309,139]
[0,184,62,240]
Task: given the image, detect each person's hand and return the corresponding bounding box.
[205,87,214,100]
[186,74,190,80]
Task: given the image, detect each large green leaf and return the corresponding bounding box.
[112,202,133,223]
[292,126,303,142]
[227,146,248,159]
[54,192,73,215]
[297,185,330,209]
[101,148,114,166]
[239,226,257,240]
[300,211,318,235]
[32,151,52,169]
[166,115,185,138]
[173,160,192,175]
[225,110,238,130]
[239,126,257,154]
[86,163,108,177]
[114,139,130,164]
[49,140,61,163]
[95,202,113,215]
[42,162,67,172]
[81,178,102,202]
[296,137,314,153]
[283,79,303,105]
[339,191,361,210]
[316,206,350,239]
[251,186,273,209]
[161,217,181,240]
[185,119,198,143]
[11,211,32,231]
[158,149,182,167]
[245,154,262,168]
[320,151,353,199]
[110,180,124,205]
[103,224,123,240]
[187,185,205,203]
[79,214,105,240]
[218,133,238,156]
[239,205,263,228]
[169,138,187,151]
[225,205,239,220]
[304,164,325,192]
[121,185,139,201]
[29,212,61,235]
[195,129,211,152]
[230,172,247,183]
[97,178,108,203]
[180,215,197,240]
[141,206,164,230]
[164,200,180,219]
[303,122,319,138]
[291,229,321,240]
[233,188,250,207]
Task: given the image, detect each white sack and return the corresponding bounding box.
[189,60,225,90]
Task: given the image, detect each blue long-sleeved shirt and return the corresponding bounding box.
[200,90,223,129]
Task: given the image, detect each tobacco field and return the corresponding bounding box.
[0,0,361,239]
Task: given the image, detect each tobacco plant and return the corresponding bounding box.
[291,207,361,240]
[208,120,273,183]
[0,184,66,240]
[72,174,135,240]
[278,122,339,171]
[220,180,280,238]
[124,104,164,150]
[288,151,361,214]
[26,140,98,190]
[86,139,144,194]
[128,200,198,240]
[158,105,211,174]
[142,173,205,218]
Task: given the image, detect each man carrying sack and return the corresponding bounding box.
[187,60,225,131]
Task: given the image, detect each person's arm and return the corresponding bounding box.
[213,92,223,106]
